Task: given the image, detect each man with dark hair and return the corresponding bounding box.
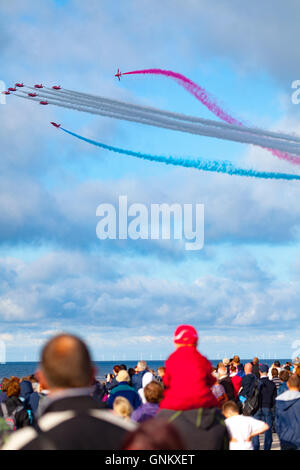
[2,334,136,450]
[252,364,277,451]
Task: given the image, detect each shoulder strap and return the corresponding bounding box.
[0,402,8,419]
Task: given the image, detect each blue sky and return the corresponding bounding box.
[0,0,300,362]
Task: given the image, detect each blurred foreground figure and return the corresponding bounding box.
[2,334,136,450]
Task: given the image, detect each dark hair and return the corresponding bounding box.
[230,365,237,373]
[271,368,278,378]
[274,361,281,368]
[144,381,163,404]
[119,364,127,371]
[279,370,290,382]
[128,368,135,378]
[7,380,20,398]
[41,334,93,389]
[122,419,185,450]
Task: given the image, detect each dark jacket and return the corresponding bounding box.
[257,377,277,409]
[275,391,300,449]
[107,382,141,410]
[251,362,260,379]
[0,396,30,429]
[0,391,7,403]
[157,407,229,450]
[2,393,136,450]
[219,376,235,401]
[131,370,148,392]
[241,374,257,398]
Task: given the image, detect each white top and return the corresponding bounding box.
[225,415,267,450]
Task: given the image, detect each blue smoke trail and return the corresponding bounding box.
[60,127,300,182]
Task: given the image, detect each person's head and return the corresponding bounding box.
[136,361,147,372]
[274,361,281,368]
[218,366,228,378]
[279,369,290,383]
[230,365,237,375]
[6,380,21,398]
[232,355,240,365]
[113,365,121,376]
[122,419,185,450]
[116,370,130,383]
[144,381,163,404]
[259,364,269,376]
[271,368,279,378]
[252,357,259,365]
[287,374,300,391]
[222,358,230,367]
[119,364,127,371]
[38,334,94,392]
[173,325,198,348]
[1,378,9,393]
[244,363,253,375]
[128,368,135,378]
[222,400,239,418]
[284,365,291,372]
[113,396,133,421]
[157,366,165,378]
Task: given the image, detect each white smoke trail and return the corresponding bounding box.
[14,91,300,156]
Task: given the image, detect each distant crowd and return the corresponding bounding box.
[0,325,299,450]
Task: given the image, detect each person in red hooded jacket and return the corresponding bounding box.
[160,325,218,410]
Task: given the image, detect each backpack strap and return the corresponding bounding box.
[0,403,8,419]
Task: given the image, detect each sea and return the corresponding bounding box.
[0,359,293,382]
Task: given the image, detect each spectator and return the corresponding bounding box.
[122,419,185,450]
[160,325,218,410]
[268,361,281,380]
[229,365,242,400]
[131,381,163,423]
[108,370,141,410]
[252,364,277,451]
[278,369,290,396]
[271,368,281,391]
[157,366,165,384]
[113,397,133,422]
[275,374,300,450]
[0,380,30,430]
[218,366,235,402]
[0,379,9,404]
[232,356,244,377]
[2,334,136,450]
[251,358,260,379]
[240,363,257,400]
[106,365,121,392]
[131,361,152,394]
[223,400,269,450]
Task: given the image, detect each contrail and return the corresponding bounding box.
[120,68,300,165]
[14,91,300,157]
[23,85,300,145]
[58,126,300,181]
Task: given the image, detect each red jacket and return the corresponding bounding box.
[230,374,242,400]
[160,346,218,410]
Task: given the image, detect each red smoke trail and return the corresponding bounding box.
[121,68,300,166]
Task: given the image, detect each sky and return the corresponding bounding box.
[0,0,300,362]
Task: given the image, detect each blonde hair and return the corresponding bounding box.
[113,396,133,421]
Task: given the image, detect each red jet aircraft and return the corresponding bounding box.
[15,83,24,87]
[50,122,61,128]
[2,91,10,95]
[115,69,122,81]
[39,101,48,105]
[28,93,37,97]
[8,87,16,92]
[52,86,61,90]
[35,84,43,89]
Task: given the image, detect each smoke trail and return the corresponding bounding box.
[121,68,300,165]
[14,91,300,157]
[23,85,300,145]
[59,126,300,182]
[14,92,300,156]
